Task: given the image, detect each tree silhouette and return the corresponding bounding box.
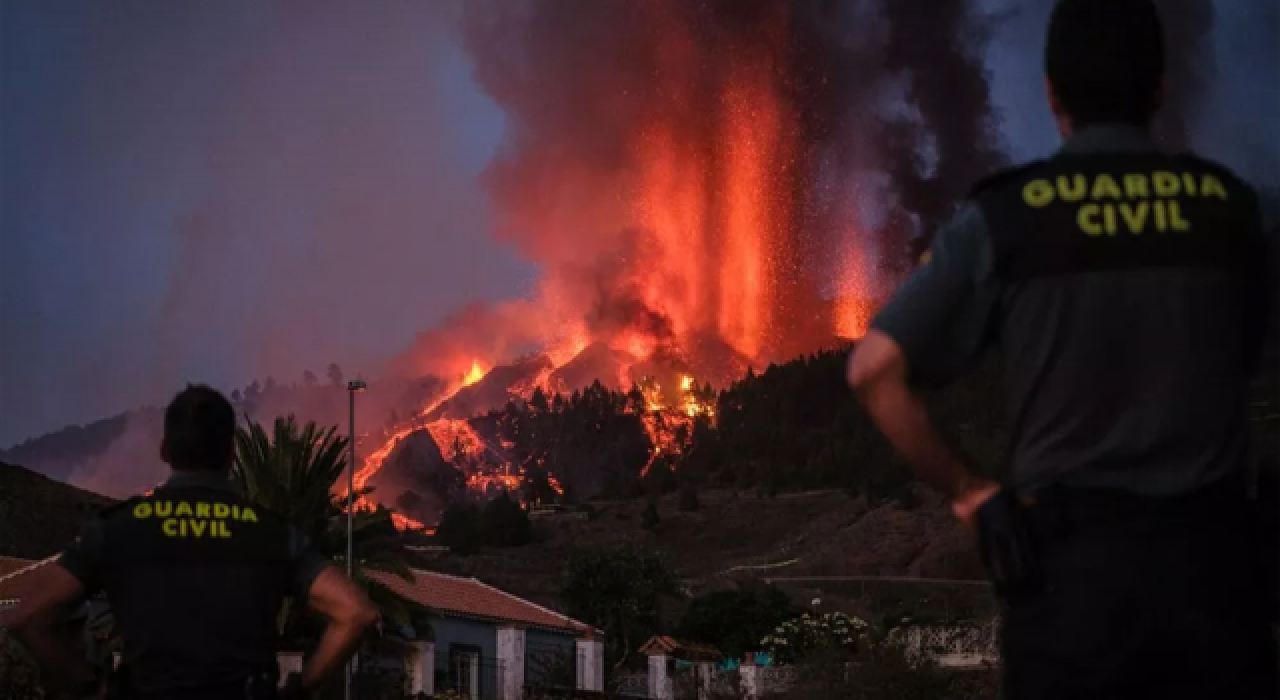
[231,416,424,639]
[326,363,344,387]
[677,587,795,659]
[558,545,677,670]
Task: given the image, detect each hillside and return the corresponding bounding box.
[432,487,995,626]
[0,462,114,560]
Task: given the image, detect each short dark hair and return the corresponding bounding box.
[161,385,236,471]
[1045,0,1165,127]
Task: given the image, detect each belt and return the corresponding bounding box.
[1018,476,1251,538]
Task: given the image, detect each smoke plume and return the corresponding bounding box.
[447,0,1005,372]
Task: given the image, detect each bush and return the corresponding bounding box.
[677,587,795,659]
[761,611,872,664]
[481,492,532,547]
[0,632,42,700]
[779,643,962,700]
[678,484,701,512]
[641,501,660,530]
[434,491,533,553]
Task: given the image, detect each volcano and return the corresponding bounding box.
[349,0,1011,524]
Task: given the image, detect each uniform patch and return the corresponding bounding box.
[1019,170,1229,236]
[132,499,257,539]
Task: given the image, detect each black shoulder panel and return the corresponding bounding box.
[967,160,1045,200]
[1173,152,1243,183]
[96,496,143,520]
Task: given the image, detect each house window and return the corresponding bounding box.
[448,644,483,700]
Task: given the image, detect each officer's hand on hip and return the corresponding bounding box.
[951,478,1001,530]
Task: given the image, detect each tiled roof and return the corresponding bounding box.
[0,556,53,604]
[0,560,596,639]
[0,556,35,580]
[639,635,723,662]
[369,568,597,637]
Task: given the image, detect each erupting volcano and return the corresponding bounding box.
[352,0,1007,525]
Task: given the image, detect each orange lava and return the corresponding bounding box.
[462,360,486,387]
[345,387,461,528]
[636,374,714,478]
[354,3,890,525]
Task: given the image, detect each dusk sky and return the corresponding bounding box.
[1,0,1276,448]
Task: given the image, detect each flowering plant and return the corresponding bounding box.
[758,611,872,664]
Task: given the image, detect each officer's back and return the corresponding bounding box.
[98,473,309,693]
[848,0,1278,696]
[973,143,1267,496]
[10,385,378,700]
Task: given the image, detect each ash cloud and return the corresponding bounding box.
[0,0,530,447]
[459,0,1006,359]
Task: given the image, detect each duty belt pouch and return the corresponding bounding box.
[244,672,280,700]
[104,665,131,700]
[976,490,1044,601]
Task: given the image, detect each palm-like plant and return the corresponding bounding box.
[232,416,427,643]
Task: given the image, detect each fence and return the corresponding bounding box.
[608,672,650,697]
[525,638,580,689]
[524,687,649,700]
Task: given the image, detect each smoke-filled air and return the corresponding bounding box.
[3,0,1276,523]
[399,0,1003,383]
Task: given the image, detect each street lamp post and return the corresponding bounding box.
[345,378,367,700]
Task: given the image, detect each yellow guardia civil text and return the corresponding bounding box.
[1021,171,1228,235]
[131,499,257,538]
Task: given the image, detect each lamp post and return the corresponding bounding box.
[345,378,367,700]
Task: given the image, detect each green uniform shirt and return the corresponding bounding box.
[871,124,1278,496]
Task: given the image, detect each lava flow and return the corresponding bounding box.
[346,365,490,530]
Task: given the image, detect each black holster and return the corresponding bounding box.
[104,665,131,700]
[244,672,281,700]
[975,489,1044,601]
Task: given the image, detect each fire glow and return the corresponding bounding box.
[352,0,1026,526]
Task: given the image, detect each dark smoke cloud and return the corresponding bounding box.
[878,0,1007,263]
[460,0,1006,360]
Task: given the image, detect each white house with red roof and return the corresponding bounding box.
[1,559,603,700]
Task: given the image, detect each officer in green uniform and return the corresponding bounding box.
[848,0,1278,697]
[10,386,379,700]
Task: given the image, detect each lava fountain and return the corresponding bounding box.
[360,0,1006,523]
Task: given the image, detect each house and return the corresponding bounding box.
[638,636,725,700]
[0,555,55,619]
[367,568,604,699]
[0,559,603,700]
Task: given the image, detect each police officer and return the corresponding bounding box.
[10,385,379,700]
[847,0,1278,697]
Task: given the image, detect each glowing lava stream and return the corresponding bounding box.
[345,365,490,530]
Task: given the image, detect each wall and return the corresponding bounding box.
[433,617,501,699]
[525,628,577,687]
[432,616,498,665]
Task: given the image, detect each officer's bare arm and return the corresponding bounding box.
[299,565,380,688]
[7,564,98,695]
[848,330,998,525]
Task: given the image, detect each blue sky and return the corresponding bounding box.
[0,1,1275,447]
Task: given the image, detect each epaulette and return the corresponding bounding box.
[966,160,1045,200]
